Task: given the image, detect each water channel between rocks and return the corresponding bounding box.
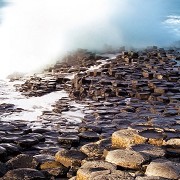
[0,79,86,128]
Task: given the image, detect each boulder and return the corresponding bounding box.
[105,149,149,170]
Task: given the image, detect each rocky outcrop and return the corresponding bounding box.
[0,47,179,179]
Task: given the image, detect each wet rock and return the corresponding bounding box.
[1,134,20,143]
[2,168,46,180]
[57,135,80,146]
[76,161,117,180]
[6,154,38,169]
[0,146,7,162]
[78,131,100,141]
[105,149,149,170]
[145,159,180,179]
[55,149,87,167]
[16,135,39,148]
[165,147,180,158]
[79,125,102,133]
[0,143,21,155]
[112,129,147,148]
[0,162,7,177]
[0,124,16,132]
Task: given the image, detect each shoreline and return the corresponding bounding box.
[0,47,179,179]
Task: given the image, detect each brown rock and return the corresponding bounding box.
[55,149,87,167]
[145,159,180,179]
[6,154,38,169]
[105,149,149,170]
[2,168,46,180]
[112,129,147,148]
[76,161,117,180]
[92,170,134,180]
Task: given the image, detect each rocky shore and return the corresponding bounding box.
[0,47,179,179]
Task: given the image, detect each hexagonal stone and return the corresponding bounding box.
[164,138,180,147]
[139,129,165,146]
[78,131,100,141]
[2,168,46,179]
[130,144,166,159]
[112,129,147,148]
[76,161,117,180]
[55,150,87,167]
[42,167,69,177]
[80,138,111,157]
[145,159,180,179]
[105,149,149,170]
[57,135,79,146]
[6,154,38,169]
[15,135,39,148]
[0,143,21,155]
[92,170,134,180]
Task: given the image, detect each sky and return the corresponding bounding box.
[0,0,179,78]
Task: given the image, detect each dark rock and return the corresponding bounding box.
[6,154,38,169]
[0,162,7,177]
[0,143,21,156]
[57,135,79,146]
[0,146,7,162]
[78,131,100,141]
[2,168,46,180]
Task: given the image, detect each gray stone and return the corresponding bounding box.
[76,161,117,180]
[105,149,149,170]
[145,159,180,179]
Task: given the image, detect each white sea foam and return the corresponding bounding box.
[0,80,85,123]
[0,0,179,78]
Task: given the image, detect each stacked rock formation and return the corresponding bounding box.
[0,47,179,179]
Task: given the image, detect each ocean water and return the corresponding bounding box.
[0,79,86,125]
